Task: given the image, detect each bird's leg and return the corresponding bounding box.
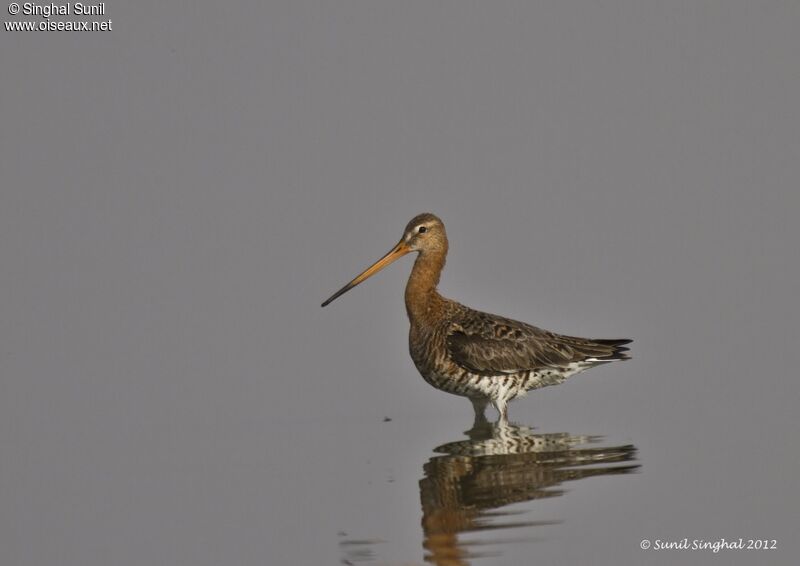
[494,400,509,425]
[470,398,489,427]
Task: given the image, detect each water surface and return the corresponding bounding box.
[2,2,799,565]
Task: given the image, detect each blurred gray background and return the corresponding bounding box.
[2,1,798,565]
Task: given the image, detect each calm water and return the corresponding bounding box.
[3,2,799,565]
[413,422,637,565]
[337,425,637,565]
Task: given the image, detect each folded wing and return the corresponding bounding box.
[446,310,631,375]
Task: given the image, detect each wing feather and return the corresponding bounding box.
[446,310,630,375]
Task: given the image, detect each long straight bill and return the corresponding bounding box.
[321,241,411,307]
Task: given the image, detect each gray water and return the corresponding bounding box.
[2,2,799,565]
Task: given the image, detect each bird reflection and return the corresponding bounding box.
[419,420,638,565]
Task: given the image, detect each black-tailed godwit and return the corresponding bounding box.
[322,213,631,422]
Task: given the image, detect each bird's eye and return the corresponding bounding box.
[418,226,427,234]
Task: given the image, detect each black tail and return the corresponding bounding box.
[591,338,633,361]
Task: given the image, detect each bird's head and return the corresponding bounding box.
[321,212,448,307]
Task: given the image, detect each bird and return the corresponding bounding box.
[321,213,631,423]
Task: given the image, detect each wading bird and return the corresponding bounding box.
[322,213,630,423]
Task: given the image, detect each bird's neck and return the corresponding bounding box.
[405,249,446,323]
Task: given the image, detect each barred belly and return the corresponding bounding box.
[419,362,592,403]
[424,369,525,401]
